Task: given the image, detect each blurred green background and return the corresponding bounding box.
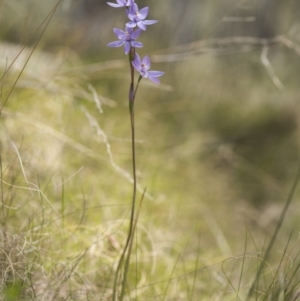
[1,0,300,299]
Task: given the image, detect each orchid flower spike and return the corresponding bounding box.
[126,3,158,31]
[107,27,143,55]
[132,53,164,84]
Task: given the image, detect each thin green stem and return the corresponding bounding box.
[119,102,136,301]
[247,163,300,300]
[0,156,5,230]
[112,47,142,301]
[0,0,62,113]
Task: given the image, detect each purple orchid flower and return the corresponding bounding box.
[126,3,158,31]
[107,0,134,8]
[107,27,143,55]
[132,53,164,84]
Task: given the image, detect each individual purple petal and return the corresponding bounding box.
[126,22,136,28]
[113,28,126,39]
[132,53,141,70]
[130,28,142,39]
[141,56,151,70]
[107,0,124,8]
[107,2,122,7]
[138,7,149,19]
[107,40,125,47]
[149,71,165,77]
[136,22,147,31]
[143,20,158,25]
[128,3,138,14]
[131,41,143,48]
[107,0,134,8]
[148,71,164,83]
[147,74,160,84]
[124,43,131,55]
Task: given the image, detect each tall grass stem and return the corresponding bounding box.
[247,163,300,299]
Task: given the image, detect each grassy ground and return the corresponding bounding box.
[1,1,300,300]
